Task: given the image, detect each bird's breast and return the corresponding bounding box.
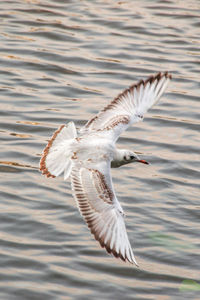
[72,135,115,163]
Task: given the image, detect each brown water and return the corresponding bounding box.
[0,1,200,299]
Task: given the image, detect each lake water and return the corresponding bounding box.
[0,0,200,299]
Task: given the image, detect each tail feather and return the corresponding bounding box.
[40,122,76,179]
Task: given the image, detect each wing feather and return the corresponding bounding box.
[70,162,138,265]
[81,72,171,142]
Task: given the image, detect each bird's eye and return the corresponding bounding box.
[130,155,135,160]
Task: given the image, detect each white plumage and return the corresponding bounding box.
[40,72,171,265]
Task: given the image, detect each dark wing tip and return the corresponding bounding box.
[117,71,172,101]
[143,71,172,87]
[90,227,136,265]
[164,71,172,79]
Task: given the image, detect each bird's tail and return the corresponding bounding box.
[40,121,77,180]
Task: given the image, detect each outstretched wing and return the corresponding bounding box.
[81,72,171,142]
[70,160,138,265]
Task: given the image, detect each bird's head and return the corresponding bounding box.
[122,150,149,165]
[111,149,149,168]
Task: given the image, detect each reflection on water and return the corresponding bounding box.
[0,0,200,299]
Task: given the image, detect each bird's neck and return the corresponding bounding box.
[111,149,126,168]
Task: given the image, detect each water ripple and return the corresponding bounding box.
[0,0,200,299]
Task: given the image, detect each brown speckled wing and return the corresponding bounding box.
[81,72,171,142]
[70,164,138,265]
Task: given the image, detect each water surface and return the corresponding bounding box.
[0,0,200,299]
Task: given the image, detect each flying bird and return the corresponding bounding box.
[40,72,171,266]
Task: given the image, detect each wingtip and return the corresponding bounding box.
[163,71,172,80]
[122,71,172,98]
[133,258,139,268]
[110,248,139,267]
[94,234,139,266]
[145,71,172,85]
[112,254,139,267]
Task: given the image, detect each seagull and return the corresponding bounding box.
[40,72,171,266]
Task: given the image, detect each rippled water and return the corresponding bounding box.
[0,0,200,299]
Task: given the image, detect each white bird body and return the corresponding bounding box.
[74,134,115,163]
[40,72,171,265]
